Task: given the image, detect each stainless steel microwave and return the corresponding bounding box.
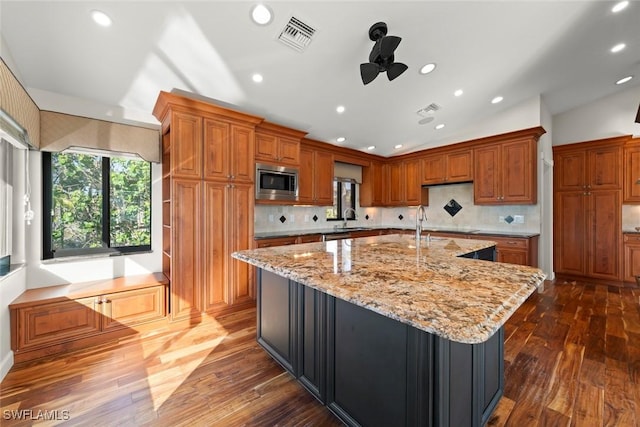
[255,163,299,201]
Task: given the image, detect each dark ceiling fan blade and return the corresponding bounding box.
[360,63,380,85]
[379,35,401,58]
[386,62,408,81]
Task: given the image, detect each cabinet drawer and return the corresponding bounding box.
[16,297,102,350]
[623,234,640,243]
[495,238,529,249]
[102,286,166,332]
[255,237,298,248]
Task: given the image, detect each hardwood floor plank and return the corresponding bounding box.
[1,279,639,426]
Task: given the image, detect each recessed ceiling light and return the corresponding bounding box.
[419,63,436,75]
[612,1,629,13]
[491,96,504,104]
[336,105,345,114]
[435,124,445,130]
[337,137,346,143]
[454,89,464,97]
[394,144,403,149]
[616,75,633,85]
[367,145,376,151]
[611,43,626,53]
[91,10,112,27]
[252,73,263,83]
[251,4,273,25]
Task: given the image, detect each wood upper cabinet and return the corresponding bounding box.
[171,112,203,179]
[555,139,624,191]
[203,119,255,183]
[255,122,306,166]
[386,158,424,206]
[360,160,386,207]
[474,137,536,205]
[421,149,473,185]
[624,140,640,203]
[298,146,334,205]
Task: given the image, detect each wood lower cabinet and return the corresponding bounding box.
[298,146,334,205]
[623,233,640,283]
[9,275,168,362]
[554,189,621,281]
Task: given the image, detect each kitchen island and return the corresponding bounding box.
[232,234,546,426]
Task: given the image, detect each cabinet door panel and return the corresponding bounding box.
[623,145,640,203]
[447,151,473,183]
[555,151,586,191]
[474,145,501,204]
[279,137,300,165]
[405,159,421,205]
[588,190,621,280]
[314,151,334,205]
[172,179,202,319]
[387,162,404,206]
[554,191,586,275]
[589,147,621,189]
[172,112,202,178]
[203,182,229,312]
[231,125,255,182]
[102,287,166,332]
[298,147,314,204]
[421,154,445,184]
[203,119,229,180]
[624,243,640,283]
[255,133,278,161]
[497,249,528,266]
[502,139,534,203]
[230,184,255,304]
[17,298,102,349]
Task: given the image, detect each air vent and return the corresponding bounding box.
[278,16,316,52]
[416,103,441,117]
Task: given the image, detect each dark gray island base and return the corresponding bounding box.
[258,268,504,427]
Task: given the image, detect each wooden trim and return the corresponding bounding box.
[153,91,264,128]
[553,134,632,153]
[302,137,385,166]
[255,121,308,139]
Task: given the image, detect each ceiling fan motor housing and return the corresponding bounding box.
[360,21,408,85]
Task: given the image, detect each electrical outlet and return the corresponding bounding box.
[498,216,505,223]
[268,214,274,222]
[289,214,295,223]
[304,214,309,222]
[514,215,524,224]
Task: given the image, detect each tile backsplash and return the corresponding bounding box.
[255,183,541,234]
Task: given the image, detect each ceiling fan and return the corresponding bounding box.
[360,22,408,85]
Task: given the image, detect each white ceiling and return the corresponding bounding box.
[2,1,639,156]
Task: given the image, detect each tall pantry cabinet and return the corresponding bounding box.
[153,92,263,321]
[553,136,628,282]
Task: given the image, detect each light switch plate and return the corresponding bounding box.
[514,215,524,224]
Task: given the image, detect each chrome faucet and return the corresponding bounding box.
[343,207,357,228]
[415,205,427,244]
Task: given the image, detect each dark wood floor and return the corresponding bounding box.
[1,279,639,426]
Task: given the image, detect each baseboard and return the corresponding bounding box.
[0,350,14,382]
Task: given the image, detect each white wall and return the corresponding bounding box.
[552,84,640,145]
[539,100,555,280]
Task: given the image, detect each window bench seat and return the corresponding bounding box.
[9,273,168,364]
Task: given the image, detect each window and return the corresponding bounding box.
[326,180,357,221]
[43,152,151,259]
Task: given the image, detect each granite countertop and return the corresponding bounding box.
[254,226,540,239]
[233,234,546,344]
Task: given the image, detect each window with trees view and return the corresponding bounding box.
[326,180,356,221]
[43,152,151,259]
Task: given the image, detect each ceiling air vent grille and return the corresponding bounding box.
[416,103,441,125]
[278,16,316,52]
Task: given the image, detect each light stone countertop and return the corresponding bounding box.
[233,234,546,344]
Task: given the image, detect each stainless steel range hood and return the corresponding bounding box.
[0,108,31,149]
